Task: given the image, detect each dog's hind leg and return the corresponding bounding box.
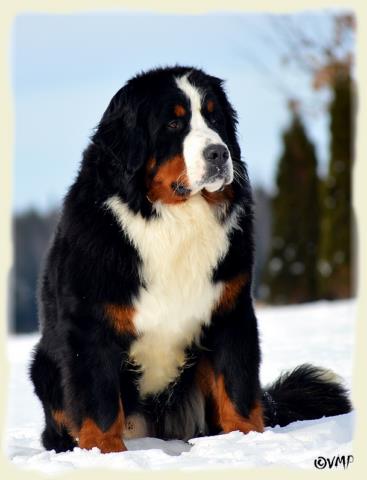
[29,344,77,452]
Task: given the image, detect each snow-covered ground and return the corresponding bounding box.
[5,299,356,473]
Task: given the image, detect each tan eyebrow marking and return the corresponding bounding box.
[174,104,186,117]
[207,100,215,112]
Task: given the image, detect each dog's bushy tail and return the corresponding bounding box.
[262,363,352,428]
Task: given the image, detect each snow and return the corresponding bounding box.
[5,299,356,472]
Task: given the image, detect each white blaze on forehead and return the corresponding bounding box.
[175,74,229,191]
[175,74,202,117]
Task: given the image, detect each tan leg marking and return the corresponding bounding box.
[196,358,264,434]
[78,403,127,453]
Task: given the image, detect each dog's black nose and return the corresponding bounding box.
[203,144,229,167]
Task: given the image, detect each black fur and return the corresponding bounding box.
[29,66,351,453]
[262,364,352,428]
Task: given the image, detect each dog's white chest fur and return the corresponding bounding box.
[106,195,232,395]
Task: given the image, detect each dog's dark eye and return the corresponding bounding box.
[168,119,182,130]
[209,117,218,126]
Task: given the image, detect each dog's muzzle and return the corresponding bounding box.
[201,143,233,191]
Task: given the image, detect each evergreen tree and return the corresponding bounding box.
[318,69,353,298]
[265,108,320,304]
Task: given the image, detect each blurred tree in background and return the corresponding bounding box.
[318,66,354,298]
[265,106,320,304]
[253,187,272,299]
[253,12,355,303]
[319,64,353,299]
[12,209,59,332]
[312,15,355,299]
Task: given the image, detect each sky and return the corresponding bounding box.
[11,11,337,212]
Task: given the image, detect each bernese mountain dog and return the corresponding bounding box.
[30,66,351,454]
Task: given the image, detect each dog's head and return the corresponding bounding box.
[92,66,242,211]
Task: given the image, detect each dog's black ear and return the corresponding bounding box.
[92,83,148,177]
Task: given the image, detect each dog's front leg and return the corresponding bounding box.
[62,329,127,453]
[199,291,264,434]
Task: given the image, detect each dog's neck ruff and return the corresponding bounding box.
[106,194,241,396]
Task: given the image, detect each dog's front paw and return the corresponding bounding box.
[78,416,127,453]
[79,434,127,453]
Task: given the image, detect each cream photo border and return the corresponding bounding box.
[0,1,365,478]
